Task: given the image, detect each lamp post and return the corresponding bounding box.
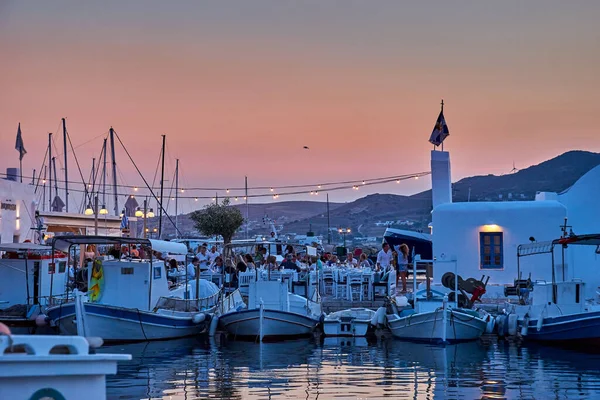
[135,199,155,239]
[84,195,100,235]
[338,227,351,248]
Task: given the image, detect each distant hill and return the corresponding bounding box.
[151,150,600,240]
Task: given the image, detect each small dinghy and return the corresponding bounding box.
[323,308,375,337]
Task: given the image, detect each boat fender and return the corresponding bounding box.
[375,307,386,326]
[208,315,219,337]
[521,316,530,336]
[496,315,506,337]
[507,314,518,336]
[396,296,408,307]
[35,314,48,327]
[192,313,206,324]
[485,314,496,334]
[536,316,544,332]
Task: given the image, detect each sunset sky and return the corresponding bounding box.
[1,1,598,214]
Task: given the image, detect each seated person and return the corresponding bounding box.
[280,254,299,271]
[130,245,140,258]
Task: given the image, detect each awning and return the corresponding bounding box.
[148,239,187,255]
[554,234,600,246]
[51,235,151,252]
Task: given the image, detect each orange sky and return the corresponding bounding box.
[1,1,599,213]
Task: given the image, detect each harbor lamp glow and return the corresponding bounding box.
[338,227,351,248]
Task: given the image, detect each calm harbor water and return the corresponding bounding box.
[101,335,600,399]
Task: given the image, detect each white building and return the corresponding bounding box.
[0,176,36,243]
[429,150,600,299]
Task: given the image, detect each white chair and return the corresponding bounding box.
[362,273,373,301]
[322,269,335,297]
[347,274,363,302]
[238,272,256,296]
[335,270,348,299]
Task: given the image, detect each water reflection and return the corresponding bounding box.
[101,336,600,399]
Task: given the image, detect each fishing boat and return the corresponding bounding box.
[322,308,375,337]
[219,279,321,340]
[0,242,69,334]
[503,233,600,345]
[386,256,489,343]
[46,236,219,342]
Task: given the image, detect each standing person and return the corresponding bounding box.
[195,245,210,270]
[397,244,410,294]
[207,245,220,264]
[186,257,200,280]
[376,243,393,272]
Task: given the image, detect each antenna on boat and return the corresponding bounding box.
[109,127,119,216]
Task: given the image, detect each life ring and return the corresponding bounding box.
[88,259,105,303]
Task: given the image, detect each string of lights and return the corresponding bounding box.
[13,171,430,201]
[7,171,429,196]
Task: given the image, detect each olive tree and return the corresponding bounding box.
[189,199,244,260]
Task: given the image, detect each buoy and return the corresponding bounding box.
[508,314,518,336]
[0,322,11,336]
[35,314,48,327]
[192,313,206,324]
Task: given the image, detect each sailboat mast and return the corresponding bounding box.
[52,157,59,203]
[109,127,119,216]
[48,133,52,211]
[175,158,179,239]
[245,176,249,239]
[158,134,166,239]
[62,118,69,212]
[102,138,107,209]
[42,166,47,212]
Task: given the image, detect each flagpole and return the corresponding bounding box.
[19,158,22,183]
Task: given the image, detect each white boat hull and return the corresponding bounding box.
[323,319,371,337]
[323,308,375,337]
[219,309,318,339]
[387,308,487,343]
[46,303,210,342]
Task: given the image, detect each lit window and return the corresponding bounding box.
[480,232,503,269]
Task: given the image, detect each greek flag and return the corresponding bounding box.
[429,110,450,147]
[15,123,27,160]
[120,214,129,229]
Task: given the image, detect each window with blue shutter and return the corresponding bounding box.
[480,232,503,269]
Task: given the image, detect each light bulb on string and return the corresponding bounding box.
[226,189,230,193]
[181,189,185,193]
[134,187,138,191]
[414,176,419,180]
[362,180,365,185]
[270,187,274,192]
[235,197,238,201]
[194,198,198,202]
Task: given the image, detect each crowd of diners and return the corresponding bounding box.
[54,240,411,295]
[168,241,412,294]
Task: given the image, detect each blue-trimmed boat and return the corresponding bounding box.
[507,233,600,345]
[45,236,218,342]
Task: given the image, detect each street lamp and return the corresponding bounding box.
[338,227,351,248]
[84,195,100,235]
[136,199,155,238]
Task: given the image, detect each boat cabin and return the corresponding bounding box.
[0,242,68,308]
[51,236,189,311]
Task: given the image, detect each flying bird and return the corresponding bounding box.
[303,146,309,149]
